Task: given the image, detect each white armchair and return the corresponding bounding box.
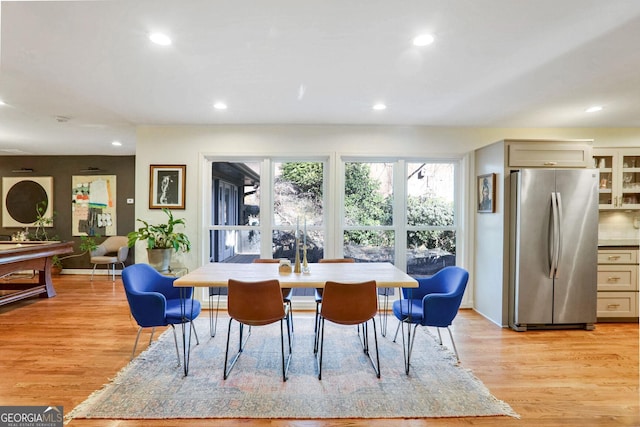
[90,236,129,281]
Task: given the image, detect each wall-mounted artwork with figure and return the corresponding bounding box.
[149,165,186,209]
[477,173,496,213]
[2,177,54,227]
[71,175,117,236]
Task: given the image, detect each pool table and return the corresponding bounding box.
[0,241,74,306]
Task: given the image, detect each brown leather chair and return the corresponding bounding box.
[224,278,292,381]
[314,258,355,337]
[253,258,294,334]
[315,280,380,379]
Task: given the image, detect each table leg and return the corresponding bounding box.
[400,288,413,375]
[179,286,195,376]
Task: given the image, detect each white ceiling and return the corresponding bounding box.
[1,0,640,156]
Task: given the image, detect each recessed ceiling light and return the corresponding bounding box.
[372,103,387,111]
[111,141,122,147]
[585,105,603,113]
[213,102,228,110]
[149,32,172,46]
[413,33,435,47]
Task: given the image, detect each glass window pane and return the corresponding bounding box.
[407,162,455,226]
[344,230,395,262]
[273,230,324,263]
[344,162,393,226]
[210,161,261,262]
[274,161,324,226]
[406,230,456,277]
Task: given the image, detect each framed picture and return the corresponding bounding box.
[149,165,186,209]
[2,176,54,227]
[477,173,496,213]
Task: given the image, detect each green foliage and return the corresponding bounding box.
[127,208,191,252]
[407,196,456,253]
[279,162,324,201]
[29,201,58,241]
[52,234,100,268]
[275,161,455,254]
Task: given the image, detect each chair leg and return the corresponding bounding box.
[223,319,251,380]
[317,317,325,380]
[392,320,401,342]
[149,327,156,344]
[170,324,181,367]
[436,327,443,345]
[378,288,390,337]
[313,301,321,354]
[280,318,292,382]
[446,326,460,362]
[90,264,98,281]
[131,326,144,360]
[111,263,116,282]
[191,321,200,345]
[283,299,294,335]
[369,318,381,378]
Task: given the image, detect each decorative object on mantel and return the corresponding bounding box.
[66,317,518,421]
[127,208,191,272]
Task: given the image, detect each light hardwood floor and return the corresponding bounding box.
[1,275,638,426]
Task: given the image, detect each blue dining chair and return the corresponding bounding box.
[122,263,201,365]
[392,266,468,368]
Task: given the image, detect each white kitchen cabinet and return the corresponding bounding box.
[508,141,592,168]
[593,148,640,210]
[597,247,639,320]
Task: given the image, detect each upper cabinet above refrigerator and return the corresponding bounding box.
[593,148,640,210]
[508,141,593,168]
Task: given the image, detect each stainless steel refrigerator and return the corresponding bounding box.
[509,168,599,331]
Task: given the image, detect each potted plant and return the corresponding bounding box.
[51,235,100,274]
[127,208,191,272]
[29,200,58,241]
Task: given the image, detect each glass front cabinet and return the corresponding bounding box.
[593,148,640,210]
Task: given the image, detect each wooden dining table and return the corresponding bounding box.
[174,261,418,376]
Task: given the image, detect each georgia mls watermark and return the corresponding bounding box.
[0,406,63,427]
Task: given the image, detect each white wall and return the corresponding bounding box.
[473,141,507,325]
[134,125,640,319]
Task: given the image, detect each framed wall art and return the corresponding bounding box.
[2,176,54,227]
[477,173,496,213]
[71,175,117,236]
[149,165,186,209]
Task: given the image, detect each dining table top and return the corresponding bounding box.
[173,261,418,288]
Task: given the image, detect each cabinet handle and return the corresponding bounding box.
[607,276,621,281]
[543,162,557,166]
[607,304,621,309]
[607,256,621,260]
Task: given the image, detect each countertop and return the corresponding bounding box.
[598,239,640,247]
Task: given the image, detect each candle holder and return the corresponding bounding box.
[302,244,310,274]
[293,233,302,274]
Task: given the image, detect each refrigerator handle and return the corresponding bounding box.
[555,192,563,278]
[549,192,559,279]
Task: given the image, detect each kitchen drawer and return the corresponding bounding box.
[597,265,638,291]
[597,291,639,318]
[597,248,638,264]
[508,142,592,168]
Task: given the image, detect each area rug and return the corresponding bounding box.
[67,316,518,420]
